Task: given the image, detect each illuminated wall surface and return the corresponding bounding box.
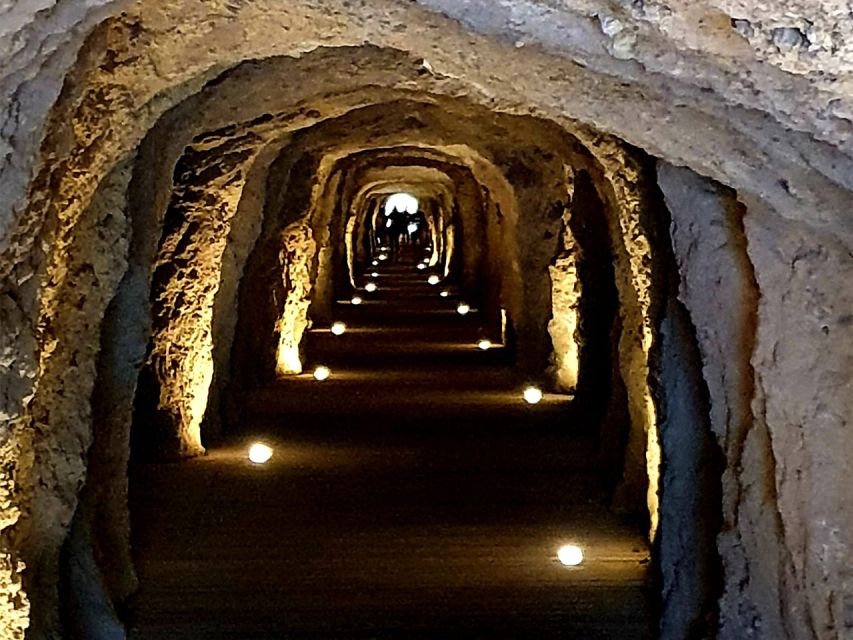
[0,1,851,639]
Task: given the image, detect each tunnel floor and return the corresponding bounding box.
[127,250,651,638]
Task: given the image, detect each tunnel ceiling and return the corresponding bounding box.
[2,1,853,271]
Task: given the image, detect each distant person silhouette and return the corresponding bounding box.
[387,208,406,261]
[409,210,428,247]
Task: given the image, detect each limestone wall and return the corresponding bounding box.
[0,1,850,638]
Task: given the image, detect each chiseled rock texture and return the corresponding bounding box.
[0,0,850,639]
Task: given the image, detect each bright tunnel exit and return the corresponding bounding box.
[384,192,419,215]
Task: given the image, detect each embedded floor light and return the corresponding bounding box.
[440,290,450,298]
[313,365,331,381]
[456,303,470,315]
[364,282,377,293]
[557,544,584,566]
[378,254,388,261]
[372,260,379,266]
[417,263,427,270]
[248,442,273,464]
[371,271,379,278]
[330,322,346,336]
[427,274,440,285]
[478,339,492,351]
[351,295,363,305]
[523,386,543,404]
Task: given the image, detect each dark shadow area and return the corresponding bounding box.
[569,171,629,486]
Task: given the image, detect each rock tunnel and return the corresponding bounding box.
[0,1,851,638]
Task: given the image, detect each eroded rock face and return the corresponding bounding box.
[139,133,261,458]
[659,163,853,640]
[744,208,853,639]
[0,0,850,638]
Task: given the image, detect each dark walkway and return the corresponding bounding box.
[128,249,651,638]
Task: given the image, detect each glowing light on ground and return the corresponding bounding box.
[365,282,377,292]
[248,443,273,464]
[478,339,492,350]
[371,271,379,278]
[427,275,440,285]
[372,260,379,266]
[523,386,543,404]
[378,254,388,261]
[351,296,363,305]
[557,544,584,566]
[330,322,346,336]
[456,303,470,315]
[417,263,426,270]
[313,366,331,381]
[440,290,450,298]
[384,192,419,215]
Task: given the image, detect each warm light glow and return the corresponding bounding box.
[427,275,440,285]
[372,260,379,266]
[548,253,581,392]
[313,365,331,381]
[557,544,584,566]
[440,290,450,298]
[523,386,543,404]
[351,296,363,305]
[384,192,419,215]
[408,222,419,234]
[378,254,388,261]
[417,263,427,270]
[330,322,346,336]
[456,303,470,315]
[370,271,379,278]
[478,339,492,351]
[364,282,377,292]
[276,344,303,376]
[248,443,273,464]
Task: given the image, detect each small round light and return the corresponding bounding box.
[378,254,388,261]
[427,275,440,285]
[248,443,273,464]
[557,544,584,566]
[331,322,346,336]
[371,271,379,278]
[371,260,379,266]
[456,303,470,316]
[478,339,492,351]
[351,296,363,305]
[523,386,543,404]
[365,282,377,293]
[313,365,331,381]
[440,290,450,298]
[417,263,427,270]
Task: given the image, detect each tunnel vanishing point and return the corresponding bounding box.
[1,1,852,638]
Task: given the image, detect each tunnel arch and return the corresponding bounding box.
[0,3,849,639]
[35,74,664,636]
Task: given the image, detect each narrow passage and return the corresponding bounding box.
[128,245,650,639]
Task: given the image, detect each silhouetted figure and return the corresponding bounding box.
[409,210,428,247]
[387,208,406,261]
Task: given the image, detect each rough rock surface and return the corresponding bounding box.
[142,133,261,458]
[659,163,853,640]
[744,206,853,639]
[0,0,850,638]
